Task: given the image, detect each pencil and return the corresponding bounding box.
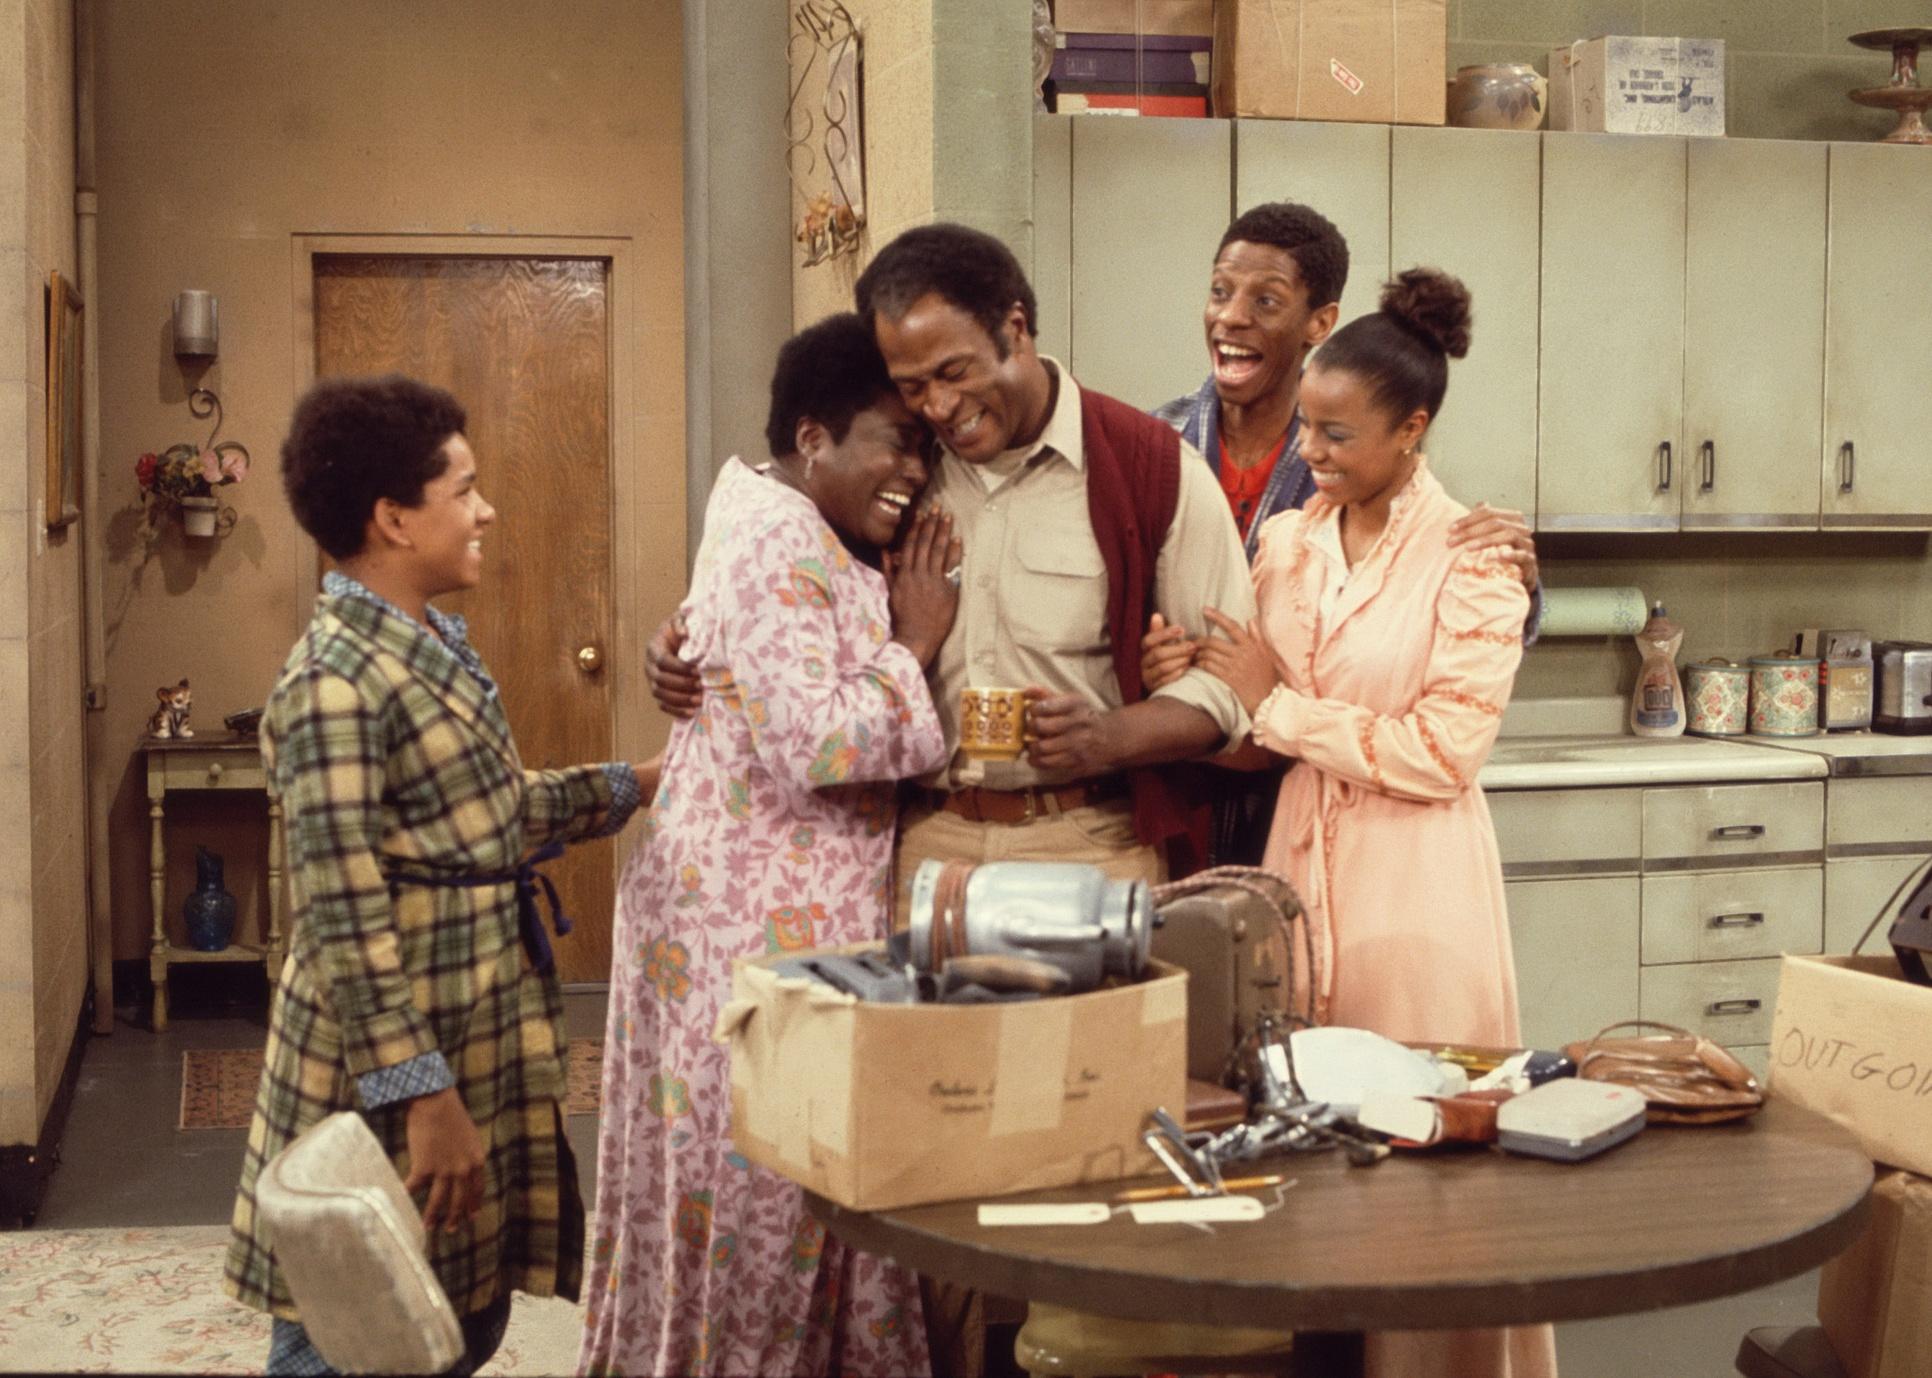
[1113,1173,1287,1203]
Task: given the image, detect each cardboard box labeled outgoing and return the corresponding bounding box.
[1817,1169,1932,1378]
[1549,36,1725,136]
[1769,954,1932,1177]
[720,948,1188,1211]
[1213,0,1446,125]
[1054,0,1215,38]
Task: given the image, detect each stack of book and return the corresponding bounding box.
[1050,0,1213,117]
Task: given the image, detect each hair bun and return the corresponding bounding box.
[1379,267,1472,360]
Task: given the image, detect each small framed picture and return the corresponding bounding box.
[45,270,82,529]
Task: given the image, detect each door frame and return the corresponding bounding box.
[290,234,645,971]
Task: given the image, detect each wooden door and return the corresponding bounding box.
[1538,133,1686,532]
[1683,139,1826,530]
[1390,126,1540,522]
[1824,143,1932,529]
[313,255,617,984]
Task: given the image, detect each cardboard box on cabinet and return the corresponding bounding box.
[1212,0,1446,125]
[1548,36,1725,136]
[718,946,1188,1211]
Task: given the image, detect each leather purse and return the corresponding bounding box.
[1563,1019,1765,1125]
[255,1111,465,1375]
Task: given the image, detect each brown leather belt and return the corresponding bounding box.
[924,777,1127,825]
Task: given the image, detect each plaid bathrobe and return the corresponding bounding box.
[224,576,632,1321]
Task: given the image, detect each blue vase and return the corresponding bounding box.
[183,846,237,952]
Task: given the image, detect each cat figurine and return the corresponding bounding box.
[146,679,193,739]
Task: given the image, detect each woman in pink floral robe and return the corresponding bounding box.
[581,316,957,1378]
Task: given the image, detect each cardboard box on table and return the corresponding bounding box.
[718,947,1188,1211]
[1548,36,1725,136]
[1817,1169,1932,1378]
[1211,0,1446,125]
[1053,0,1215,38]
[1769,954,1932,1178]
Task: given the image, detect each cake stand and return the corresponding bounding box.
[1848,27,1932,144]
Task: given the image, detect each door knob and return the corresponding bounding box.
[577,644,604,674]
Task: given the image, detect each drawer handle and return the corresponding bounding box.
[1710,824,1765,840]
[207,762,224,781]
[1708,911,1764,929]
[1707,998,1762,1016]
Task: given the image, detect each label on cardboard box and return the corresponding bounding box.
[1769,954,1932,1178]
[1548,35,1725,136]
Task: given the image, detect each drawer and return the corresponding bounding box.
[1639,957,1782,1045]
[1488,787,1642,877]
[1824,855,1929,955]
[1641,782,1823,870]
[159,756,266,792]
[1827,776,1932,858]
[1732,1045,1770,1083]
[1640,867,1823,965]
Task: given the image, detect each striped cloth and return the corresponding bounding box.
[225,574,635,1321]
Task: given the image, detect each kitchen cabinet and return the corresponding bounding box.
[1537,134,1685,532]
[1389,127,1539,520]
[1032,114,1073,365]
[1682,140,1827,530]
[1233,120,1391,336]
[1489,779,1824,1068]
[1824,775,1932,954]
[1068,115,1229,408]
[1823,142,1932,529]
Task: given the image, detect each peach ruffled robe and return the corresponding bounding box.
[1249,461,1556,1378]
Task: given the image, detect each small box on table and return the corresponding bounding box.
[719,946,1188,1211]
[1768,953,1930,1176]
[1211,0,1446,125]
[1548,36,1725,136]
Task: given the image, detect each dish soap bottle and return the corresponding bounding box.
[1630,602,1686,737]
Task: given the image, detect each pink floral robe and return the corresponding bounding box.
[1249,462,1557,1378]
[580,459,943,1378]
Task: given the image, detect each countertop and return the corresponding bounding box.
[1742,731,1932,777]
[1479,733,1829,790]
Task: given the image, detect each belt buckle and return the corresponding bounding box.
[1020,788,1039,825]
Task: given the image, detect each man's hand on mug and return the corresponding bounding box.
[1023,687,1121,777]
[647,613,702,720]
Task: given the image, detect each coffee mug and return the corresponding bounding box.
[959,687,1030,761]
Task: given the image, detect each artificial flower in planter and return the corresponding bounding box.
[135,441,249,538]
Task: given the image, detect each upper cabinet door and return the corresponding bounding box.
[1234,119,1392,332]
[1538,134,1687,532]
[1391,126,1539,521]
[1683,140,1827,530]
[1824,143,1932,529]
[1032,114,1074,365]
[1069,117,1231,411]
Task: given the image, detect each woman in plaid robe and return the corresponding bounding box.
[224,375,647,1376]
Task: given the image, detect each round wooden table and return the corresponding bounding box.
[808,1099,1871,1375]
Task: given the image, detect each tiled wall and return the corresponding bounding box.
[1447,0,1907,141]
[0,0,86,1147]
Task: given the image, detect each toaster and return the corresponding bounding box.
[1874,641,1932,734]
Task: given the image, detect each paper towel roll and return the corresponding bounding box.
[1538,586,1648,637]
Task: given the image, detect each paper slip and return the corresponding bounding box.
[977,1203,1111,1227]
[1128,1196,1266,1225]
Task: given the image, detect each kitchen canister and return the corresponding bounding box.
[1749,655,1821,737]
[1685,660,1750,737]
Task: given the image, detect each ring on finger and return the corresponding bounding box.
[944,565,962,588]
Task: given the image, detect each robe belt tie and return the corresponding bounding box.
[386,841,573,973]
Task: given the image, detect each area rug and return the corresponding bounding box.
[0,1225,584,1374]
[180,1040,604,1129]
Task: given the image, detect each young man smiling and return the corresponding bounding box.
[1146,202,1543,864]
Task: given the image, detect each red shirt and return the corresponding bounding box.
[1218,431,1290,541]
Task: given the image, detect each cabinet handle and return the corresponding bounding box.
[207,762,224,782]
[1656,441,1673,493]
[1708,911,1764,929]
[1699,440,1715,493]
[1706,998,1762,1016]
[1710,823,1766,840]
[1839,441,1855,494]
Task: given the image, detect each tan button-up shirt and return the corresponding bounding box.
[926,361,1257,789]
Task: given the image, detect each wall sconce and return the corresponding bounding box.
[172,290,218,360]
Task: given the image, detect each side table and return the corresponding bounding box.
[143,736,286,1030]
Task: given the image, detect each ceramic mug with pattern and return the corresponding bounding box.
[959,687,1031,761]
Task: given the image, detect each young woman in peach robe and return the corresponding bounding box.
[1196,269,1557,1378]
